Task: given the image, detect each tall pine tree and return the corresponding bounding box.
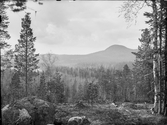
[14,13,39,96]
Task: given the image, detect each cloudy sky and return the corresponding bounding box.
[6,0,151,55]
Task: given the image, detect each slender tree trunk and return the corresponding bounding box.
[152,0,159,114]
[158,0,162,114]
[0,47,2,124]
[124,87,127,101]
[164,5,167,116]
[25,29,28,96]
[113,81,117,102]
[134,74,137,102]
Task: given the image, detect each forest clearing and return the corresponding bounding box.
[57,102,167,125]
[2,96,167,125]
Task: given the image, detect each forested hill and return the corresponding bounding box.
[39,45,137,69]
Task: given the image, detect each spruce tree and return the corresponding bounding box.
[14,13,39,96]
[54,71,65,103]
[87,82,98,106]
[132,28,153,102]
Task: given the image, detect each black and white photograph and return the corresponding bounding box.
[1,0,167,125]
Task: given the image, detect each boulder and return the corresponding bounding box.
[68,116,91,125]
[2,104,10,112]
[2,105,32,125]
[2,96,56,125]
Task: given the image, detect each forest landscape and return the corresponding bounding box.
[1,0,167,125]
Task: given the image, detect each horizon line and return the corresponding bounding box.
[38,44,138,55]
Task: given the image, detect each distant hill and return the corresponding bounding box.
[39,45,138,69]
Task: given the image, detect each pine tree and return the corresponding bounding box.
[14,13,39,96]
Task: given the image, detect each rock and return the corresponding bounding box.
[2,104,10,112]
[68,116,91,125]
[16,108,32,125]
[110,103,118,107]
[2,105,19,125]
[2,96,56,125]
[2,106,32,125]
[17,108,31,122]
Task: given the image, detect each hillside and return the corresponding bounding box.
[39,45,138,69]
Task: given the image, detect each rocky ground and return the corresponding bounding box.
[2,97,167,125]
[57,102,167,125]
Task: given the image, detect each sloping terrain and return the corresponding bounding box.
[39,45,137,68]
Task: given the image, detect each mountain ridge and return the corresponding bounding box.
[39,45,138,69]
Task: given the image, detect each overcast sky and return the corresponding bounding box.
[6,0,151,55]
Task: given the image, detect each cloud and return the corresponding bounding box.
[6,1,150,54]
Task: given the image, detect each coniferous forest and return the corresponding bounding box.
[1,0,167,125]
